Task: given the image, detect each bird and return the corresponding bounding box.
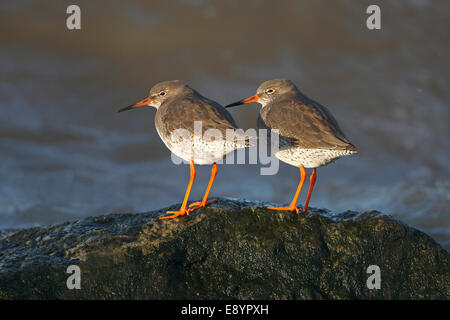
[118,80,253,219]
[225,79,357,213]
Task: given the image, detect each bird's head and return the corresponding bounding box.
[225,79,298,108]
[118,80,190,112]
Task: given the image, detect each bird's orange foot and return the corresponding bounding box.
[159,208,192,220]
[188,199,217,211]
[267,205,300,214]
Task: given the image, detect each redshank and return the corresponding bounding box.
[226,79,357,213]
[119,80,252,219]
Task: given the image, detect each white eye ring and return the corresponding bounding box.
[159,91,166,96]
[266,89,275,94]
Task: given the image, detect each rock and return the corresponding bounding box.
[0,198,448,299]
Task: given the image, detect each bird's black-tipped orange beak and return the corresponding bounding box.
[118,96,153,113]
[225,94,259,108]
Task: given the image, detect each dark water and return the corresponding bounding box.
[1,1,449,250]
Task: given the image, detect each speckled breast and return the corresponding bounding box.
[276,145,356,168]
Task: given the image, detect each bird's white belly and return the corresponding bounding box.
[276,147,356,168]
[161,135,245,165]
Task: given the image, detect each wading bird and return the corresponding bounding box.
[119,80,252,219]
[226,79,357,213]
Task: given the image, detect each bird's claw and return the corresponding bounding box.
[159,208,192,220]
[188,199,217,211]
[267,205,300,214]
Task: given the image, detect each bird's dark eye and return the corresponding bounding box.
[266,89,275,94]
[159,91,166,96]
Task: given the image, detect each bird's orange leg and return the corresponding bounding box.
[160,160,196,220]
[189,162,218,211]
[303,168,317,212]
[268,165,306,214]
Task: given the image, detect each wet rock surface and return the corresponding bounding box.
[0,198,448,299]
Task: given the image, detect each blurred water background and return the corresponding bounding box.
[0,0,449,250]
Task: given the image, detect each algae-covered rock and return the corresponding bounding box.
[0,198,448,299]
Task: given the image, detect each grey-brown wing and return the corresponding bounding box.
[261,98,355,150]
[202,96,239,128]
[156,97,237,139]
